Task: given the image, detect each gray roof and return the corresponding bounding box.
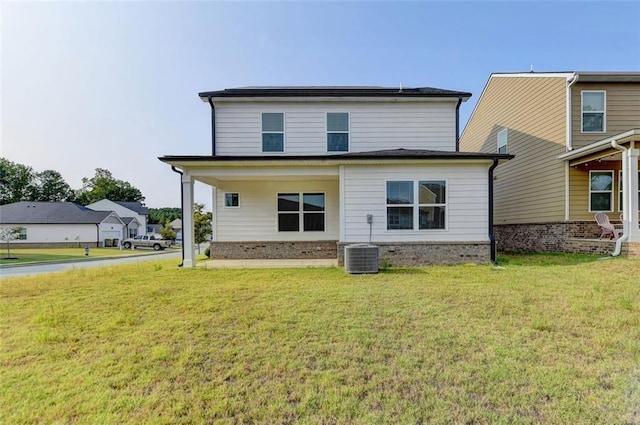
[0,202,116,225]
[199,86,472,100]
[114,201,149,215]
[120,217,139,225]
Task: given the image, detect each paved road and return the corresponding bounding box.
[0,250,182,279]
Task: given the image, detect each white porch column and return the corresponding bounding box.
[628,147,640,241]
[182,173,196,267]
[339,165,346,242]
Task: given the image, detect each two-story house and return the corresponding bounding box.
[160,86,511,267]
[460,72,640,256]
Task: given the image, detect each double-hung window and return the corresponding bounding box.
[497,128,508,154]
[386,180,447,230]
[589,171,613,212]
[327,113,349,152]
[277,193,325,232]
[581,91,606,133]
[262,113,284,152]
[618,171,640,212]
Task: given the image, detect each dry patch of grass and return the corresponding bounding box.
[1,255,639,424]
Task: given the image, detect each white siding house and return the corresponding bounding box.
[86,200,149,236]
[160,86,512,267]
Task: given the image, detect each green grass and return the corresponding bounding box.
[1,255,639,424]
[0,247,172,265]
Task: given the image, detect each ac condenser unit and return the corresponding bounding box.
[344,244,379,274]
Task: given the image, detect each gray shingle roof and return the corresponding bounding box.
[199,86,471,99]
[113,201,149,215]
[0,202,114,225]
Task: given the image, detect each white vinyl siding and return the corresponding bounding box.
[343,164,489,242]
[214,101,457,155]
[214,180,339,242]
[7,224,98,244]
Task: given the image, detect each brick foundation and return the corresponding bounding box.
[494,222,640,257]
[209,241,337,259]
[10,242,101,249]
[338,242,491,267]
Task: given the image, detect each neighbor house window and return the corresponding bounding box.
[497,128,508,154]
[590,171,613,212]
[582,91,606,133]
[327,113,349,152]
[17,228,27,240]
[277,193,325,232]
[387,180,447,230]
[618,171,640,212]
[262,113,284,152]
[129,229,137,238]
[225,193,239,208]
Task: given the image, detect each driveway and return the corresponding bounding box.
[0,250,182,278]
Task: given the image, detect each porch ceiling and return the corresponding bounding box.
[559,128,640,165]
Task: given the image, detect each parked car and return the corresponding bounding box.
[122,234,171,251]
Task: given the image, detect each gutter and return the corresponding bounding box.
[565,73,579,151]
[207,96,216,156]
[611,139,629,256]
[455,96,463,152]
[171,166,185,267]
[488,158,499,264]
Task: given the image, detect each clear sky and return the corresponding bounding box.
[2,1,639,209]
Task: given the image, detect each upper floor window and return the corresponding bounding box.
[581,91,606,133]
[262,113,284,152]
[386,180,447,230]
[589,170,613,212]
[497,128,508,154]
[327,113,349,152]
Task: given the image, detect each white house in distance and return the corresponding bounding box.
[86,200,148,238]
[160,86,512,267]
[0,201,125,247]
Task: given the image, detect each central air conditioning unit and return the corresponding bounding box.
[344,244,379,274]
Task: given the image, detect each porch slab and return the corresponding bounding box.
[197,258,338,269]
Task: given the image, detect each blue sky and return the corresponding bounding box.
[2,1,639,208]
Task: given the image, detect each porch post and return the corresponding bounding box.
[182,173,196,267]
[628,147,640,241]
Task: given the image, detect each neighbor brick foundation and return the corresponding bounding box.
[338,242,491,266]
[209,241,337,259]
[11,242,101,249]
[494,221,640,257]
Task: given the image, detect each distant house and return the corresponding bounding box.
[146,224,163,235]
[459,71,639,256]
[0,201,125,247]
[86,200,149,236]
[160,86,511,267]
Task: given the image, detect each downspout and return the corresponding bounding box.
[565,73,579,152]
[611,140,629,256]
[95,224,100,248]
[488,158,499,264]
[455,96,463,152]
[171,166,185,267]
[207,96,216,156]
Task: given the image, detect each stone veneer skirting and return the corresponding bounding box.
[338,242,491,266]
[494,222,640,257]
[210,241,338,260]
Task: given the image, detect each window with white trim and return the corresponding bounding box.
[589,170,613,212]
[582,91,606,133]
[327,113,349,152]
[262,113,284,152]
[17,227,27,240]
[497,128,508,154]
[386,180,447,230]
[618,171,640,212]
[277,193,325,232]
[225,193,239,208]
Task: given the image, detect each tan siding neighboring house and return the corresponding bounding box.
[460,76,568,224]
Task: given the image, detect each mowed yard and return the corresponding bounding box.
[1,255,639,424]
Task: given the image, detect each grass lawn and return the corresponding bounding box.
[1,254,639,424]
[0,247,174,265]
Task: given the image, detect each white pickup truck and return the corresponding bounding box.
[122,234,171,251]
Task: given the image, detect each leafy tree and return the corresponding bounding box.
[193,203,212,253]
[160,220,177,241]
[148,207,181,225]
[33,170,75,202]
[76,168,145,205]
[0,158,38,205]
[0,226,23,259]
